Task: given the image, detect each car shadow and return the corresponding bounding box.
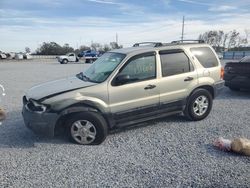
[0,110,68,149]
[0,110,186,148]
[216,87,250,100]
[110,114,186,135]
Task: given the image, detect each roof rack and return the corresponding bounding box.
[133,42,163,47]
[171,40,205,44]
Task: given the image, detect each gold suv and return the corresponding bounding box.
[22,40,224,145]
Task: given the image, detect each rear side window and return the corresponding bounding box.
[160,51,191,77]
[190,47,218,68]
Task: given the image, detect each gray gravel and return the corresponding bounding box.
[0,59,249,187]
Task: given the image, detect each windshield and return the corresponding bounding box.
[78,52,126,83]
[239,56,250,63]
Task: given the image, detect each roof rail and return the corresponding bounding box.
[171,40,205,44]
[133,42,163,47]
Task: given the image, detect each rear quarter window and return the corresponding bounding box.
[190,47,219,68]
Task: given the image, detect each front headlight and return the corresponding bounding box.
[27,99,49,113]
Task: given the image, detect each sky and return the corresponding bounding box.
[0,0,250,52]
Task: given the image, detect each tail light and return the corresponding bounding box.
[220,67,224,79]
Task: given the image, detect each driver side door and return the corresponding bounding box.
[108,52,160,126]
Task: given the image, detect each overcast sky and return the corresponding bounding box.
[0,0,250,52]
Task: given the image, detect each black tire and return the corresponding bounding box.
[229,86,240,91]
[65,112,108,145]
[184,89,213,121]
[62,59,68,64]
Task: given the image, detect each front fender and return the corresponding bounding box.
[59,105,98,116]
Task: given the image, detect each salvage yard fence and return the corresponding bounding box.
[31,55,59,59]
[223,51,250,60]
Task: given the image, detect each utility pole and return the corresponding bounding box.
[116,33,118,44]
[181,16,185,42]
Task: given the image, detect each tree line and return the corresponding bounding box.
[198,29,250,52]
[34,29,250,55]
[35,42,122,55]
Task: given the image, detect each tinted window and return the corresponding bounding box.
[190,47,218,68]
[118,53,156,84]
[160,52,191,77]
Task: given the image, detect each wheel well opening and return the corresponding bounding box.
[54,110,111,136]
[196,85,215,98]
[54,112,79,136]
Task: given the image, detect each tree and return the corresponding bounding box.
[198,30,249,51]
[227,30,239,49]
[91,43,101,51]
[103,44,111,52]
[36,42,74,55]
[25,47,31,53]
[110,42,122,49]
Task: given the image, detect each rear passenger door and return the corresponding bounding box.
[158,49,198,109]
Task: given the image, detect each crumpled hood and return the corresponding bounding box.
[25,76,96,101]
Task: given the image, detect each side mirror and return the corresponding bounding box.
[115,74,130,85]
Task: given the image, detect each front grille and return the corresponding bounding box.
[24,97,45,112]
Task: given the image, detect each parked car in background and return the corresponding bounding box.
[57,53,79,64]
[224,56,250,91]
[239,56,250,63]
[23,53,32,59]
[78,50,100,58]
[22,40,224,145]
[0,52,7,59]
[6,52,15,59]
[15,53,23,60]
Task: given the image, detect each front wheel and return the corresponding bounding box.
[184,89,213,121]
[66,112,108,145]
[62,59,68,64]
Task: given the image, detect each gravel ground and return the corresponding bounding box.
[0,59,249,187]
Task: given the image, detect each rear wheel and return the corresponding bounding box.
[66,112,108,145]
[184,89,213,121]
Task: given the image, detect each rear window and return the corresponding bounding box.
[190,47,218,68]
[240,56,250,63]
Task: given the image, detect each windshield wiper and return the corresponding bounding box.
[76,72,91,82]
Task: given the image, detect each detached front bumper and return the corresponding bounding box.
[22,105,58,137]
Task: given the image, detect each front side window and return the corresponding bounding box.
[190,47,219,68]
[117,53,156,84]
[160,51,191,77]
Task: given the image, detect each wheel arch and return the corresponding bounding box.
[189,85,215,99]
[54,102,112,135]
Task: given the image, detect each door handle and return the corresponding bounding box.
[144,84,156,90]
[184,77,194,82]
